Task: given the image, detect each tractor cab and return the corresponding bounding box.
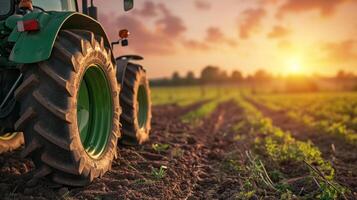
[0,0,133,20]
[32,0,78,12]
[0,0,77,19]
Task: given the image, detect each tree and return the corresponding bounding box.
[171,71,181,85]
[336,70,355,80]
[218,70,229,82]
[253,69,271,82]
[231,70,243,82]
[185,71,195,85]
[200,66,220,84]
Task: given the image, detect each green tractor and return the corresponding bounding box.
[0,0,152,186]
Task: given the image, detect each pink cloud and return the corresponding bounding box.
[131,1,158,17]
[183,27,237,51]
[239,8,266,39]
[194,0,211,10]
[99,3,186,55]
[156,4,187,38]
[206,27,237,46]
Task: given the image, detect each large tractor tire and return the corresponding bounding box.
[0,69,24,153]
[14,30,120,186]
[118,63,151,145]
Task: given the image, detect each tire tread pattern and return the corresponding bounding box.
[15,29,120,186]
[118,63,152,145]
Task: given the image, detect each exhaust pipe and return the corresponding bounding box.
[82,0,97,20]
[82,0,88,14]
[88,0,98,20]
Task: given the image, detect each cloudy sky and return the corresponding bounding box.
[92,0,357,78]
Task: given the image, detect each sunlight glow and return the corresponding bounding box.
[286,58,304,75]
[290,62,301,73]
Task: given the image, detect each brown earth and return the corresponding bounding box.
[247,98,357,198]
[0,101,250,200]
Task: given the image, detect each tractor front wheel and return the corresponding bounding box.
[15,30,120,186]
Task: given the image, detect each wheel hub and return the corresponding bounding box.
[137,85,148,129]
[77,65,113,159]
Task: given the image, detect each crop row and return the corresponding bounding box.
[180,92,238,126]
[252,93,357,144]
[228,96,348,199]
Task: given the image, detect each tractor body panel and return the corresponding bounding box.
[8,12,113,64]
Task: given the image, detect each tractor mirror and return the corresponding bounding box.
[124,0,134,11]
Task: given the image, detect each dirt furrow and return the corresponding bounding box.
[187,101,246,199]
[246,98,357,196]
[0,99,247,200]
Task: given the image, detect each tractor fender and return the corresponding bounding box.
[9,12,114,64]
[116,55,144,87]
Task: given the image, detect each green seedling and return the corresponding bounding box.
[151,165,167,180]
[152,143,170,153]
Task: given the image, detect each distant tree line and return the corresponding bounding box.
[151,66,247,86]
[150,66,357,92]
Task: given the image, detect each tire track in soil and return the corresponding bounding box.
[0,100,245,200]
[246,98,357,197]
[187,101,247,200]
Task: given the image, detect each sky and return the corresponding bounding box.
[90,0,357,78]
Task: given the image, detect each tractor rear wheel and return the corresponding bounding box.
[15,30,120,186]
[118,63,151,145]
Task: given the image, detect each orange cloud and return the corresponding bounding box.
[194,0,211,10]
[267,25,290,39]
[260,0,278,4]
[277,0,350,18]
[183,40,211,51]
[321,40,357,62]
[239,8,266,39]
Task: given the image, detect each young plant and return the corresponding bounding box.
[152,143,170,153]
[151,165,167,180]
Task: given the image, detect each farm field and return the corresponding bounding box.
[0,86,356,199]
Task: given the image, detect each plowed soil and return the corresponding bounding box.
[247,98,357,198]
[0,101,248,200]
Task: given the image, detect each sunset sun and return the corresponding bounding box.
[286,58,304,75]
[289,62,301,73]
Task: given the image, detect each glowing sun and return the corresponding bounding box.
[286,58,304,75]
[289,62,301,73]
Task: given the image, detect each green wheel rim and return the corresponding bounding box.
[77,65,113,159]
[0,132,18,140]
[137,85,148,129]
